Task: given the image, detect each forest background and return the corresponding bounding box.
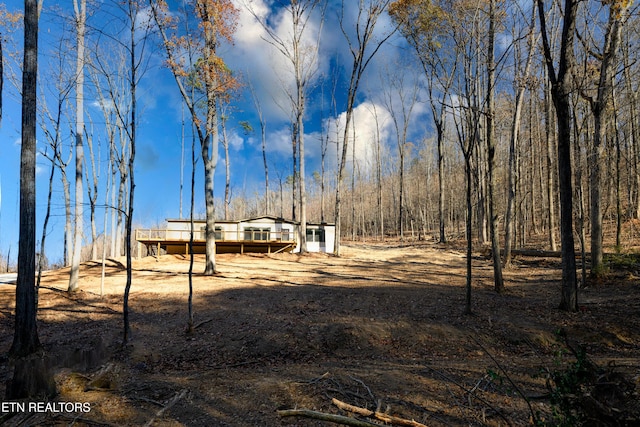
[0,0,638,284]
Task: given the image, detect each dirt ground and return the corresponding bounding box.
[1,241,639,426]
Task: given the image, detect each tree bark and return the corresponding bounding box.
[12,0,41,359]
[505,3,537,267]
[538,0,579,312]
[68,0,86,292]
[7,0,57,400]
[587,2,630,276]
[486,0,504,292]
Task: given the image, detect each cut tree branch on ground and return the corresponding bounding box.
[277,409,381,426]
[194,317,215,329]
[143,389,188,427]
[332,398,429,427]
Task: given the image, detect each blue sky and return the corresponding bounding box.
[0,0,433,264]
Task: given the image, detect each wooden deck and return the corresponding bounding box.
[136,229,297,256]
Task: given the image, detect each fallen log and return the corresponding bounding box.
[332,398,428,427]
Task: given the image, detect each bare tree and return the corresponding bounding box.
[504,2,537,267]
[246,77,270,214]
[245,0,324,252]
[389,0,457,244]
[84,126,99,260]
[151,0,239,275]
[537,0,579,312]
[220,101,232,220]
[334,0,396,255]
[68,0,86,293]
[380,65,420,239]
[37,38,74,290]
[581,1,632,276]
[485,0,504,292]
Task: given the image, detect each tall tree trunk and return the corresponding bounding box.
[544,80,558,251]
[538,0,579,312]
[110,155,117,258]
[248,81,269,215]
[486,0,504,292]
[85,131,99,260]
[334,0,395,256]
[291,123,298,221]
[8,0,56,399]
[222,113,231,220]
[61,165,72,265]
[202,131,217,275]
[296,22,308,252]
[465,156,473,314]
[187,123,196,333]
[437,119,446,243]
[68,0,86,292]
[123,0,140,343]
[613,93,622,251]
[37,151,56,295]
[587,2,630,276]
[505,3,536,267]
[572,101,588,289]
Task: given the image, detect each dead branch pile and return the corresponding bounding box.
[277,373,429,426]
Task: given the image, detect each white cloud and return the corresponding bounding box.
[228,129,245,151]
[322,100,394,174]
[232,0,326,123]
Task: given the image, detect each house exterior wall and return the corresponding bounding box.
[162,217,334,253]
[305,223,335,253]
[166,220,206,240]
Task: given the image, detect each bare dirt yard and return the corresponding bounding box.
[1,242,639,426]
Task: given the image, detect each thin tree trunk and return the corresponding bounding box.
[36,151,56,296]
[505,3,536,267]
[572,106,588,288]
[85,131,99,260]
[187,124,196,333]
[222,114,230,220]
[486,0,504,292]
[123,1,139,343]
[544,81,557,251]
[180,102,185,218]
[587,2,630,276]
[613,93,622,251]
[61,165,72,265]
[465,156,473,314]
[334,0,395,256]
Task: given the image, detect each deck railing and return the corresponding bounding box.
[135,228,296,243]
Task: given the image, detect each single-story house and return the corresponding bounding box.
[136,215,335,255]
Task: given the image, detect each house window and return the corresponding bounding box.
[306,228,325,243]
[281,229,290,241]
[244,227,270,241]
[215,226,223,240]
